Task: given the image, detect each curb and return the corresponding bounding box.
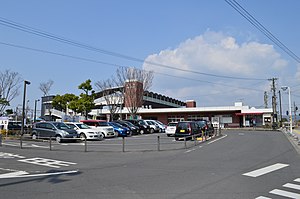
[280,128,300,155]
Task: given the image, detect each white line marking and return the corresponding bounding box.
[185,148,196,153]
[255,196,271,199]
[18,158,77,168]
[3,143,19,147]
[0,170,78,179]
[283,183,300,190]
[243,163,289,178]
[0,152,25,159]
[294,178,300,183]
[270,189,300,198]
[207,134,227,145]
[31,144,49,149]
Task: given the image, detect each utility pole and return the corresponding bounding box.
[278,90,282,126]
[268,78,278,125]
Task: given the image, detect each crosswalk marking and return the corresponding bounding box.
[243,163,289,177]
[295,178,300,183]
[283,183,300,190]
[270,189,300,198]
[18,158,77,168]
[255,196,271,199]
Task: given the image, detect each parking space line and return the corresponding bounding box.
[270,189,300,198]
[243,163,289,178]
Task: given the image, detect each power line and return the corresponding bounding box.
[225,0,300,63]
[0,40,266,93]
[0,16,267,81]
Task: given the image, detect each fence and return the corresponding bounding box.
[0,127,222,152]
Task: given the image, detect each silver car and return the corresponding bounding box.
[31,122,78,143]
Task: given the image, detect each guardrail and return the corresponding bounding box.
[0,127,223,152]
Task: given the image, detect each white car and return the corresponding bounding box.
[145,120,160,133]
[81,120,117,138]
[166,122,178,137]
[65,122,104,140]
[152,120,166,133]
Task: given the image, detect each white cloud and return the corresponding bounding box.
[143,30,288,106]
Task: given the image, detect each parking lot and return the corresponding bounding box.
[0,131,221,153]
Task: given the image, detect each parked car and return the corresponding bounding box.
[108,122,131,137]
[174,121,200,140]
[80,120,117,138]
[31,122,78,143]
[124,119,151,134]
[153,120,166,133]
[114,120,140,135]
[65,122,103,140]
[166,122,178,137]
[196,120,214,136]
[144,120,160,133]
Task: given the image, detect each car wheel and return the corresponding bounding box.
[55,135,62,143]
[167,134,171,137]
[32,133,37,140]
[140,130,144,135]
[101,133,105,138]
[80,133,86,141]
[150,128,154,134]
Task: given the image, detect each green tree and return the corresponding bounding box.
[78,79,95,119]
[52,94,78,113]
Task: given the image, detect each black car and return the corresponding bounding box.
[196,120,214,136]
[174,121,200,140]
[124,119,151,134]
[114,120,140,135]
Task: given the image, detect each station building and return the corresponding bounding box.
[41,80,273,128]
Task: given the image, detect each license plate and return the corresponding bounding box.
[180,130,185,133]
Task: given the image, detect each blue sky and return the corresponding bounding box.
[0,0,299,113]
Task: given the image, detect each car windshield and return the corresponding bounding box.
[197,121,206,127]
[53,122,71,130]
[123,121,135,127]
[139,120,146,125]
[76,123,91,129]
[97,122,109,126]
[111,122,123,128]
[168,123,177,126]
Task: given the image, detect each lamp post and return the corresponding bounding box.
[21,80,30,135]
[281,86,292,134]
[34,99,40,123]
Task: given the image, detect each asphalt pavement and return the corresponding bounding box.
[0,130,299,199]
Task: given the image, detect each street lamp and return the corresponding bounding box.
[21,80,30,135]
[281,86,292,134]
[34,99,40,123]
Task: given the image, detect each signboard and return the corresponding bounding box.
[0,117,9,130]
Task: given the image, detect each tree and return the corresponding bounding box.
[115,67,153,118]
[95,77,122,121]
[39,80,54,96]
[0,70,22,115]
[52,93,78,113]
[78,79,95,119]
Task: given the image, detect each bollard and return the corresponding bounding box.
[194,135,197,146]
[84,137,87,152]
[49,136,52,151]
[157,135,160,151]
[20,134,23,149]
[122,137,125,152]
[0,133,2,147]
[184,137,187,149]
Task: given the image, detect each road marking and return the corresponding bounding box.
[242,163,289,178]
[0,170,78,179]
[270,189,300,198]
[0,152,25,159]
[18,158,77,168]
[31,144,49,149]
[185,148,196,153]
[255,196,271,199]
[283,183,300,190]
[206,134,227,145]
[295,178,300,183]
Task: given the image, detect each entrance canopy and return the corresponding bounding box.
[235,112,263,116]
